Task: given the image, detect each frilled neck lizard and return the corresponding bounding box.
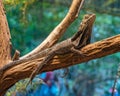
[26,13,96,86]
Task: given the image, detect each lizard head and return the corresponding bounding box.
[81,14,96,29]
[71,14,96,49]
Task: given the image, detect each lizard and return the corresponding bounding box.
[26,13,96,87]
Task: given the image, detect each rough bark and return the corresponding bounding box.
[0,34,120,95]
[0,0,11,68]
[0,0,85,95]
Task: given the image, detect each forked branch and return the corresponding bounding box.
[21,0,84,59]
[0,34,120,95]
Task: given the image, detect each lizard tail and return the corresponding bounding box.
[26,61,45,88]
[26,69,38,88]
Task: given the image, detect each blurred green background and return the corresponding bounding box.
[3,0,120,96]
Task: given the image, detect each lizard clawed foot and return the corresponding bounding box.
[60,68,69,78]
[71,47,87,57]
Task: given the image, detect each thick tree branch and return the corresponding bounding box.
[0,34,120,95]
[21,0,84,59]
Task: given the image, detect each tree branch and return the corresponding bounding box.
[0,0,120,95]
[0,34,120,95]
[21,0,84,59]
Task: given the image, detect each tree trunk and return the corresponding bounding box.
[0,0,11,68]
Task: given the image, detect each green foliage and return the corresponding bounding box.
[94,14,120,41]
[103,0,116,7]
[3,0,120,96]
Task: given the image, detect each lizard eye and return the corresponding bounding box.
[84,15,89,19]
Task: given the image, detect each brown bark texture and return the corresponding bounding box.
[0,0,84,95]
[0,0,120,95]
[0,0,11,68]
[0,34,120,95]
